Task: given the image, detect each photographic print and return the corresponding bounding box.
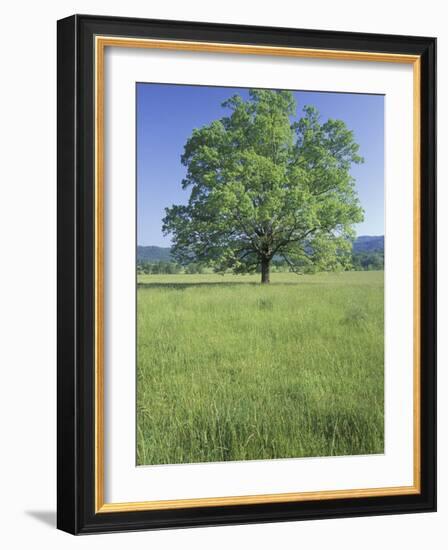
[136,83,385,466]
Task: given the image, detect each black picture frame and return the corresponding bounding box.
[57,14,436,535]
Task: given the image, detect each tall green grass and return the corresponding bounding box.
[137,271,384,465]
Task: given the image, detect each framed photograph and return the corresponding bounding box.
[57,14,436,534]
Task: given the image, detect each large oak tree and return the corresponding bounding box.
[163,89,364,283]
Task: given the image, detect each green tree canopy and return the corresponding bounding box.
[163,89,364,283]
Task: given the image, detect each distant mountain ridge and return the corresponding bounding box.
[137,245,172,262]
[138,236,384,262]
[352,235,384,253]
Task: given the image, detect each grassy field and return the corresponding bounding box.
[136,271,384,465]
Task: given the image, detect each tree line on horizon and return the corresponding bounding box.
[137,247,384,276]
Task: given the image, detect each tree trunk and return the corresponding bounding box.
[261,257,270,284]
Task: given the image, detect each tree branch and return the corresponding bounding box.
[271,226,317,257]
[281,254,305,275]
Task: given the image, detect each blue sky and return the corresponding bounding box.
[137,83,384,247]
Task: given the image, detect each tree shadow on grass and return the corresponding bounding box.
[137,281,304,291]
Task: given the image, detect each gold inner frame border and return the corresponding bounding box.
[94,35,421,513]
